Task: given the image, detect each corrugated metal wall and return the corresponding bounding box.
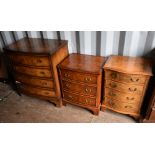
[0,31,155,57]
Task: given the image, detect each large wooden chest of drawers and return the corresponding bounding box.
[4,38,69,107]
[101,55,152,119]
[58,53,106,115]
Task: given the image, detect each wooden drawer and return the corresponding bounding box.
[62,80,97,96]
[105,70,146,84]
[104,97,140,114]
[61,69,97,84]
[63,91,96,107]
[105,80,144,95]
[15,74,54,88]
[14,66,52,78]
[20,84,56,97]
[9,54,50,67]
[105,88,141,103]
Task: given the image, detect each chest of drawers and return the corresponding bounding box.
[101,55,152,119]
[58,53,106,115]
[4,38,69,107]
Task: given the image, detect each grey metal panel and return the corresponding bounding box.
[100,31,107,56]
[96,31,101,56]
[123,31,133,56]
[79,31,85,54]
[0,31,155,57]
[118,31,126,55]
[144,31,155,55]
[112,31,120,55]
[91,31,96,55]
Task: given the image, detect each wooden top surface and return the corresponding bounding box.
[3,38,67,55]
[59,53,106,73]
[104,55,153,76]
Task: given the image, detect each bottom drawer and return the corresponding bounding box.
[104,97,140,114]
[63,91,96,107]
[20,84,56,97]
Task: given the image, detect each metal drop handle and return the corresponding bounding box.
[128,87,137,92]
[130,78,139,82]
[126,97,134,100]
[85,77,92,81]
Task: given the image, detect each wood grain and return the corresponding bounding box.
[4,38,69,107]
[58,53,106,115]
[102,55,152,119]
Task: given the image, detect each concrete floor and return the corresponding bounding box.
[0,82,135,123]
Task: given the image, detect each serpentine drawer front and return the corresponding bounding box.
[4,38,69,107]
[101,55,152,119]
[58,53,106,115]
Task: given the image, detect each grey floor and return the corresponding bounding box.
[0,82,135,123]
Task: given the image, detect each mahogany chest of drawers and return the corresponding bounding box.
[58,53,106,115]
[4,38,69,107]
[101,55,152,119]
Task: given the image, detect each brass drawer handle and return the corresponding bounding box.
[64,73,70,78]
[130,78,139,82]
[40,71,45,75]
[107,100,115,106]
[68,95,73,99]
[85,88,92,92]
[126,97,134,100]
[128,88,137,92]
[42,82,47,86]
[111,72,117,78]
[85,99,90,103]
[109,91,116,96]
[65,84,70,88]
[124,105,133,109]
[110,83,117,88]
[37,59,42,63]
[85,77,92,82]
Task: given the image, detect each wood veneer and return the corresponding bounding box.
[4,38,69,107]
[102,55,152,119]
[58,53,106,115]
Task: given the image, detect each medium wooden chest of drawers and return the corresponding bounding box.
[4,38,69,107]
[58,53,106,115]
[101,55,152,119]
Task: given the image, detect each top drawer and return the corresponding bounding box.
[8,54,50,67]
[60,69,97,84]
[105,70,146,85]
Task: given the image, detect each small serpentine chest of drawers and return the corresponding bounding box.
[58,53,106,115]
[101,55,152,119]
[4,38,69,107]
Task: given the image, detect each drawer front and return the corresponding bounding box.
[9,54,50,67]
[105,80,144,95]
[14,66,52,78]
[15,75,54,88]
[104,97,140,114]
[20,84,56,97]
[105,70,146,84]
[62,80,97,96]
[105,88,141,103]
[63,91,96,107]
[61,69,97,84]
